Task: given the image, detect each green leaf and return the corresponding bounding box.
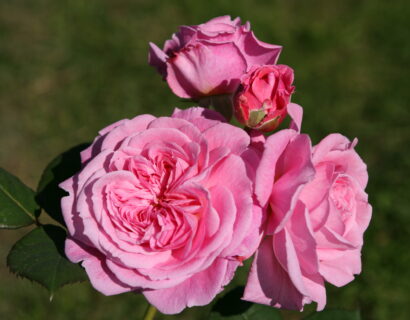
[305,309,361,320]
[7,224,87,296]
[210,286,282,320]
[248,109,267,127]
[0,167,39,229]
[36,143,89,226]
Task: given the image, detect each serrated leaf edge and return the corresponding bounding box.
[6,226,87,296]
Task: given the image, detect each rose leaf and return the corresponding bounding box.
[209,286,282,319]
[0,167,39,229]
[36,143,89,226]
[7,224,87,297]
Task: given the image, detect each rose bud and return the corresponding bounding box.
[149,16,282,99]
[234,65,295,132]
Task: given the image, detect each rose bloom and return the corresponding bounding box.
[60,107,262,314]
[243,131,371,310]
[234,65,295,132]
[299,134,372,287]
[149,16,282,99]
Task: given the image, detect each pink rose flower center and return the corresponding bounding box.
[329,175,356,219]
[104,149,200,251]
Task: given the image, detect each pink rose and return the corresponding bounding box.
[60,107,262,314]
[243,129,325,310]
[243,132,371,311]
[234,65,295,132]
[149,16,282,99]
[299,134,372,287]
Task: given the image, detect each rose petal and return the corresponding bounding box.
[144,258,231,314]
[148,42,168,77]
[172,106,226,124]
[254,129,297,206]
[243,237,305,310]
[202,122,250,155]
[288,103,303,132]
[237,31,282,67]
[166,42,247,98]
[66,239,132,295]
[318,248,362,287]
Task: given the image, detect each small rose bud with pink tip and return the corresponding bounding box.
[234,64,295,132]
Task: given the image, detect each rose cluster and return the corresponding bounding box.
[61,16,371,314]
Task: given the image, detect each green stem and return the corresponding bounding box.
[143,304,157,320]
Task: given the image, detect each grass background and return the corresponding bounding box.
[0,0,409,319]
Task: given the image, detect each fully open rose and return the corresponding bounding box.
[149,16,282,99]
[60,107,262,314]
[243,131,371,310]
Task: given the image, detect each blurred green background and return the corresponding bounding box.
[0,0,409,319]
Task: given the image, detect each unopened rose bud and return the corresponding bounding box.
[234,65,295,132]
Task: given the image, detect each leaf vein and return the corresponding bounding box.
[0,183,35,221]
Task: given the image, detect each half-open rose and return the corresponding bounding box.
[243,132,371,311]
[299,134,372,287]
[149,16,282,99]
[60,107,262,314]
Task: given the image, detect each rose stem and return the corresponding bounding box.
[143,304,157,320]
